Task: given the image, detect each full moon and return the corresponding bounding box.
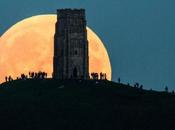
[0,15,111,82]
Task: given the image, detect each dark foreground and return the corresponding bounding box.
[0,79,175,130]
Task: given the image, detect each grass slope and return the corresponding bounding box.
[0,79,175,130]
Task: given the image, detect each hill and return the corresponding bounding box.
[0,79,175,130]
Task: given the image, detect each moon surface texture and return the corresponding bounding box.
[0,15,111,82]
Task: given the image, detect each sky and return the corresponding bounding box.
[0,0,175,91]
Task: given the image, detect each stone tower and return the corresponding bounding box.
[53,9,89,79]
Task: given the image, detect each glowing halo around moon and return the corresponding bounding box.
[0,15,112,82]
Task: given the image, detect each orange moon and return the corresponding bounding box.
[0,15,111,82]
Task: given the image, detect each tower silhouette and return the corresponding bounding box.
[53,9,89,79]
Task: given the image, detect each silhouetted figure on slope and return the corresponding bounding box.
[92,73,99,80]
[31,72,34,78]
[5,76,8,82]
[134,82,139,88]
[21,74,26,80]
[35,73,38,79]
[8,76,12,82]
[41,72,46,79]
[134,83,138,88]
[45,73,47,78]
[28,72,31,78]
[134,84,136,88]
[91,73,94,79]
[165,86,168,93]
[140,85,143,90]
[100,72,107,80]
[8,76,10,82]
[100,72,103,80]
[38,71,42,79]
[118,78,121,84]
[105,74,107,80]
[27,71,48,79]
[95,73,98,80]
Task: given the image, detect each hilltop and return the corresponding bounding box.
[0,79,175,130]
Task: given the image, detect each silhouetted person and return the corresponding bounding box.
[104,73,107,80]
[165,86,168,93]
[35,73,38,78]
[95,73,99,80]
[8,76,12,82]
[21,74,26,80]
[91,72,95,80]
[100,72,103,80]
[134,84,137,88]
[172,90,175,94]
[29,72,31,78]
[31,72,34,78]
[100,72,107,80]
[140,85,143,90]
[91,72,99,80]
[134,82,139,88]
[118,78,121,83]
[41,72,44,79]
[5,76,8,82]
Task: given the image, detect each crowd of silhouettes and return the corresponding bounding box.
[134,82,143,90]
[28,71,47,79]
[164,86,175,94]
[117,77,144,90]
[4,71,48,83]
[4,73,175,94]
[5,72,108,82]
[91,72,107,80]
